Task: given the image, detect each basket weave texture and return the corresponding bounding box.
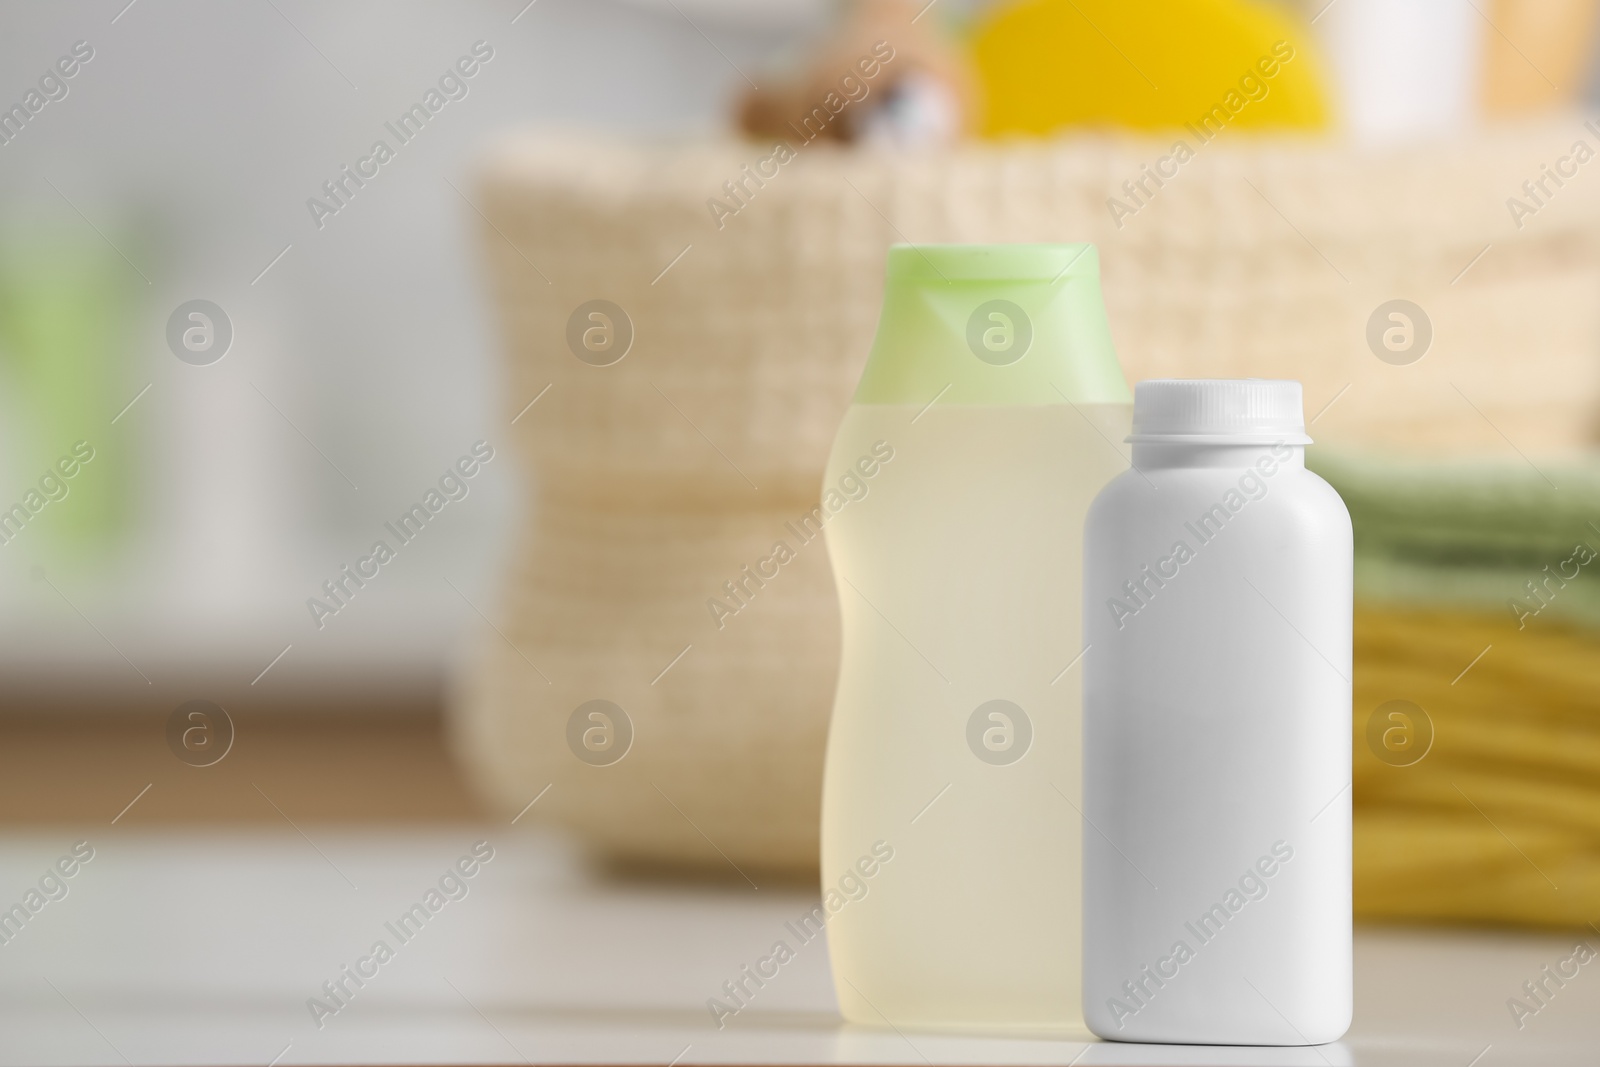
[454,123,1600,873]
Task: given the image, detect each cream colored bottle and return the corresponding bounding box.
[820,244,1131,1029]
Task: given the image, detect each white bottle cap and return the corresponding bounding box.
[1126,379,1313,445]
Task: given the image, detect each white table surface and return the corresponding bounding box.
[0,826,1593,1066]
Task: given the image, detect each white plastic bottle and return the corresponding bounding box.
[1082,379,1352,1045]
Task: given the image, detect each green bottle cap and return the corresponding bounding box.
[852,243,1131,407]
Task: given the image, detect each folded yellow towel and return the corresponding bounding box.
[1355,606,1600,928]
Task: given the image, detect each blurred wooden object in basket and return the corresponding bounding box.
[738,0,974,146]
[455,118,1600,885]
[1482,0,1600,117]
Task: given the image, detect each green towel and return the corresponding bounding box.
[1308,449,1600,631]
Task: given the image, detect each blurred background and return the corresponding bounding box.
[0,0,810,704]
[4,0,1600,1058]
[0,0,823,822]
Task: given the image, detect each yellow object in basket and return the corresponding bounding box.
[1353,605,1600,930]
[972,0,1328,136]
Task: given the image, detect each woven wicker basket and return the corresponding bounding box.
[453,122,1600,874]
